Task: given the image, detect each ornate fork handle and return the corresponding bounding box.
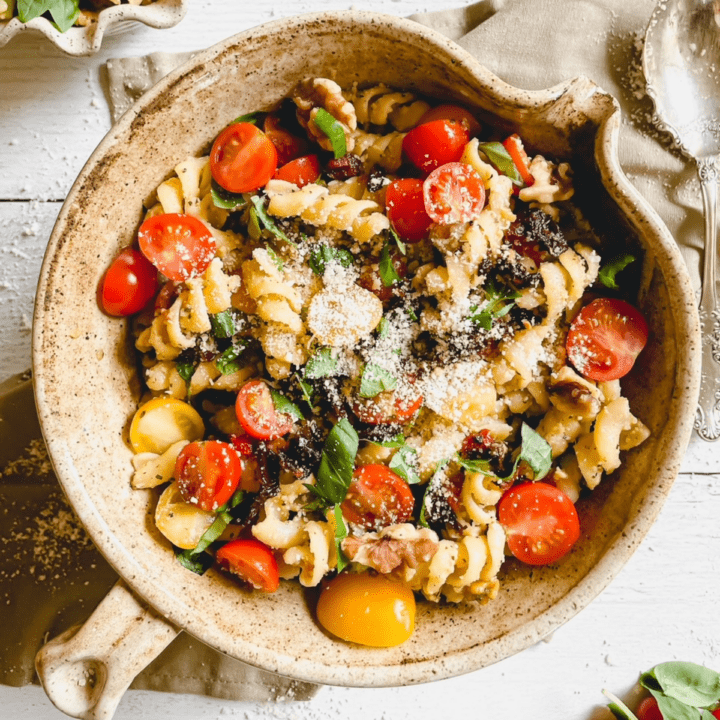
[694,155,720,441]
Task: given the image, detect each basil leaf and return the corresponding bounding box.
[215,340,248,375]
[333,504,350,573]
[232,112,260,125]
[599,254,636,290]
[389,445,421,484]
[270,389,304,422]
[304,347,338,379]
[47,0,79,31]
[468,280,521,329]
[17,0,52,23]
[654,662,720,707]
[215,489,246,515]
[296,374,316,409]
[210,310,236,339]
[314,418,359,505]
[175,504,238,575]
[376,316,390,339]
[266,246,284,271]
[601,689,639,720]
[250,195,297,247]
[379,240,401,287]
[456,454,494,476]
[419,458,450,527]
[176,549,214,575]
[211,181,247,210]
[477,141,523,186]
[359,363,397,398]
[175,359,196,391]
[390,227,406,255]
[651,689,702,720]
[406,307,419,322]
[514,423,552,481]
[313,108,347,159]
[308,244,354,275]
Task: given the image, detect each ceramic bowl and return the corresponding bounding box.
[32,10,700,719]
[0,0,186,56]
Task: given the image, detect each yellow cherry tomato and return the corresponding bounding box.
[129,396,204,455]
[155,481,214,550]
[316,572,415,647]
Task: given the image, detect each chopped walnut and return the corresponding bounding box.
[293,78,357,153]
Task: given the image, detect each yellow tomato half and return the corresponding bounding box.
[129,396,204,454]
[155,481,214,550]
[316,572,416,647]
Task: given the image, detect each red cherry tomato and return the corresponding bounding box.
[385,178,433,242]
[175,440,242,512]
[210,122,278,194]
[264,114,309,166]
[502,134,535,186]
[498,482,580,565]
[635,697,664,720]
[418,104,482,137]
[138,213,216,283]
[403,119,470,174]
[100,247,157,316]
[215,538,279,592]
[423,162,486,224]
[235,379,294,440]
[341,465,415,530]
[566,298,649,382]
[274,154,321,187]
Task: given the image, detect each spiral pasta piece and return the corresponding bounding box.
[351,84,430,131]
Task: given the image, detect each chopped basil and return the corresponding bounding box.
[379,240,401,288]
[477,141,524,186]
[406,306,419,322]
[175,359,197,397]
[376,316,390,339]
[642,662,720,708]
[313,108,347,159]
[390,227,407,255]
[176,549,215,575]
[231,112,260,125]
[418,458,450,528]
[333,504,350,573]
[266,246,284,271]
[598,253,636,290]
[308,418,359,506]
[468,280,520,330]
[247,204,262,240]
[304,347,338,379]
[308,244,354,275]
[210,310,236,339]
[512,423,552,481]
[211,180,247,210]
[250,195,297,247]
[359,363,397,398]
[296,373,316,410]
[18,0,79,32]
[215,340,248,375]
[370,433,405,449]
[389,445,421,484]
[455,455,494,476]
[270,389,304,422]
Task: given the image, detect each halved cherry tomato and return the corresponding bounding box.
[129,396,205,455]
[418,104,482,137]
[402,119,470,175]
[235,379,294,440]
[385,178,433,242]
[210,122,278,194]
[352,390,423,425]
[498,482,580,566]
[264,114,309,166]
[566,298,649,382]
[423,162,486,224]
[635,697,664,720]
[502,134,535,187]
[100,247,157,316]
[216,538,279,592]
[316,572,415,646]
[138,213,216,283]
[341,464,414,530]
[274,154,321,187]
[175,440,242,512]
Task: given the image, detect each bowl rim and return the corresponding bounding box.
[0,0,187,56]
[32,9,701,686]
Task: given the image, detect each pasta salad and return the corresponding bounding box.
[100,78,651,647]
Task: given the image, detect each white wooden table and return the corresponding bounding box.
[1,1,718,718]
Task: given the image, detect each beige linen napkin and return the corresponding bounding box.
[4,0,703,704]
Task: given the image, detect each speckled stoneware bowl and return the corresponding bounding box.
[32,10,700,720]
[0,0,186,56]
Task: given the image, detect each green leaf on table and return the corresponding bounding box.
[389,445,421,485]
[653,662,720,707]
[359,363,397,398]
[598,253,636,290]
[308,244,354,275]
[651,690,702,720]
[304,347,338,379]
[379,240,401,288]
[308,418,359,506]
[313,107,347,159]
[270,389,304,422]
[477,141,523,186]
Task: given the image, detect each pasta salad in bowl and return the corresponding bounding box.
[32,11,700,702]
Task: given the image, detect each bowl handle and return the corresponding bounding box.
[35,579,179,720]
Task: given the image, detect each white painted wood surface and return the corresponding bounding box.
[1,2,718,719]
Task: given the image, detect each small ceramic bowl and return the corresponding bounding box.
[0,0,186,56]
[32,10,700,720]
